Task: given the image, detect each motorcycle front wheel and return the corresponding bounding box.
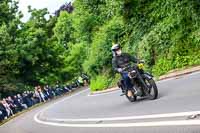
[144,78,158,100]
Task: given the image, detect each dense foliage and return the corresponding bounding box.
[0,0,200,97]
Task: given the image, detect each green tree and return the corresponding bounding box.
[16,8,68,85]
[54,11,74,50]
[0,24,18,96]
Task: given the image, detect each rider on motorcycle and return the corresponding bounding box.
[111,44,139,96]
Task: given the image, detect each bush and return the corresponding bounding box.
[108,73,121,88]
[90,74,112,92]
[152,57,173,76]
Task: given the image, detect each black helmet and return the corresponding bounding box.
[111,44,121,51]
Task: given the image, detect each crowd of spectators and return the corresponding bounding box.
[0,84,78,122]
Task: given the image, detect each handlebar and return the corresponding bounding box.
[121,61,145,72]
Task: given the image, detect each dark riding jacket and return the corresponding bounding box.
[112,53,138,73]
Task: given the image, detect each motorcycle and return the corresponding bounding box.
[118,62,158,102]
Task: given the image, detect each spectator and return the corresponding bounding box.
[37,86,46,102]
[32,93,40,104]
[34,86,42,102]
[46,85,55,99]
[6,96,17,114]
[2,99,14,117]
[0,100,7,120]
[22,93,32,108]
[17,94,28,109]
[43,86,50,100]
[0,109,4,121]
[13,95,23,112]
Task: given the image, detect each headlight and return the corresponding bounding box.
[138,63,144,69]
[128,70,137,78]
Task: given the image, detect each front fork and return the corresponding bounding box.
[134,70,151,96]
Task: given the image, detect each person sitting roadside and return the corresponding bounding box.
[17,94,28,109]
[0,100,8,120]
[6,96,17,114]
[2,99,14,117]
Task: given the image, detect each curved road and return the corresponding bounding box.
[0,72,200,133]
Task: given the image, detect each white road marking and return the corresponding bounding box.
[36,111,200,122]
[34,117,200,127]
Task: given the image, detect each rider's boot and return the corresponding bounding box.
[127,90,133,97]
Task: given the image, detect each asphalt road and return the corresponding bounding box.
[0,72,200,133]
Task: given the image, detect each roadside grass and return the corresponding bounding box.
[90,65,200,93]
